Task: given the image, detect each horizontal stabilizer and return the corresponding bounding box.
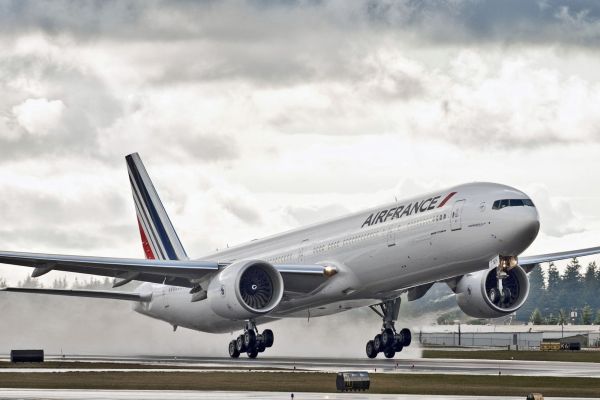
[0,287,151,302]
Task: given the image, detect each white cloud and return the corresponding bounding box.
[529,185,585,237]
[11,98,65,136]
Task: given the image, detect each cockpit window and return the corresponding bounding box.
[492,198,535,210]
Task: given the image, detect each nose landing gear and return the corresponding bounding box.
[228,320,274,359]
[366,297,412,359]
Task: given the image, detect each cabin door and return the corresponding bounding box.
[450,200,465,231]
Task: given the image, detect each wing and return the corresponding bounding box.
[0,250,333,293]
[519,246,600,273]
[0,287,151,302]
[0,250,218,287]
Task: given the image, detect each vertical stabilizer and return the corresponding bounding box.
[126,153,188,261]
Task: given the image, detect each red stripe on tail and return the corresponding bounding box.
[137,218,155,260]
[438,192,457,208]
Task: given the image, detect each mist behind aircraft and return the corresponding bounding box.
[0,289,429,358]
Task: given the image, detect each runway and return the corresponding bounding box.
[3,354,599,378]
[0,390,591,400]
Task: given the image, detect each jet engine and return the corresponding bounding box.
[207,259,284,320]
[454,265,529,318]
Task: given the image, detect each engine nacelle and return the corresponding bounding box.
[207,259,284,320]
[454,265,530,318]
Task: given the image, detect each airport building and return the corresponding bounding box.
[418,325,600,349]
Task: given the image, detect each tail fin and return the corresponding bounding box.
[126,153,188,261]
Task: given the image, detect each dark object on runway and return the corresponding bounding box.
[10,349,44,363]
[336,371,370,392]
[527,393,544,400]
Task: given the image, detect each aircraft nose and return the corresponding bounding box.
[512,206,540,252]
[495,203,540,255]
[518,208,540,244]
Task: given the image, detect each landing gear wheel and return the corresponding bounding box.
[501,288,512,306]
[366,340,377,359]
[247,347,258,359]
[233,321,272,359]
[228,340,240,358]
[393,339,403,352]
[381,328,395,348]
[367,298,412,359]
[488,287,500,304]
[400,328,412,347]
[263,329,274,347]
[244,330,256,348]
[236,335,246,353]
[373,334,383,353]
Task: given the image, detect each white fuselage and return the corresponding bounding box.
[133,182,540,333]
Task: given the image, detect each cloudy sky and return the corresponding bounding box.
[1,0,600,285]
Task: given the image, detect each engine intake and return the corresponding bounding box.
[454,265,529,318]
[208,260,284,320]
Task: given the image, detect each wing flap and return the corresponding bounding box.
[0,287,150,302]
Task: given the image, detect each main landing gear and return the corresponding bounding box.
[228,320,274,359]
[365,297,412,359]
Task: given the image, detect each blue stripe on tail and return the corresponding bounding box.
[126,153,188,261]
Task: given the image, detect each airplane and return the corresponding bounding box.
[1,153,599,359]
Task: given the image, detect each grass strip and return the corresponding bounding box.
[0,371,599,397]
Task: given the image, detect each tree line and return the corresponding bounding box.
[519,258,600,325]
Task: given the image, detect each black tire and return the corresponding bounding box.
[393,339,403,352]
[229,340,240,358]
[382,328,394,348]
[488,287,500,304]
[256,340,266,353]
[373,334,383,353]
[366,340,377,359]
[384,349,395,359]
[400,328,412,347]
[236,335,246,352]
[501,288,512,306]
[263,329,274,347]
[247,347,259,359]
[244,330,256,348]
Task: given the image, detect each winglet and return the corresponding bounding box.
[126,153,188,261]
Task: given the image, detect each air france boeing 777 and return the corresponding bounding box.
[1,153,599,359]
